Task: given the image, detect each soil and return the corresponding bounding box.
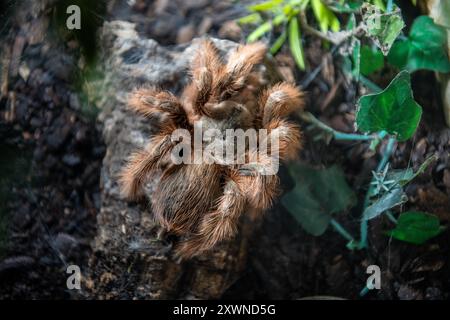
[0,0,449,299]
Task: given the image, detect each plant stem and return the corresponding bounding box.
[359,137,397,248]
[387,0,394,13]
[330,218,355,243]
[377,137,396,172]
[299,111,376,141]
[334,132,374,141]
[360,75,383,93]
[360,285,370,297]
[386,211,398,224]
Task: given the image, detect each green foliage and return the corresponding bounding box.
[247,13,286,43]
[352,38,361,80]
[356,71,422,141]
[282,164,356,236]
[238,0,342,68]
[239,0,444,254]
[332,0,385,12]
[360,45,384,76]
[237,13,262,25]
[388,16,450,73]
[363,188,407,220]
[385,154,438,188]
[371,0,386,11]
[362,3,404,55]
[311,0,340,32]
[248,0,284,12]
[289,17,306,70]
[331,0,364,13]
[364,154,437,223]
[389,211,444,244]
[270,29,288,54]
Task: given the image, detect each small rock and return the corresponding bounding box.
[176,24,195,44]
[54,233,79,254]
[425,287,443,300]
[0,256,35,276]
[30,117,43,128]
[198,17,213,36]
[183,0,209,11]
[75,127,88,142]
[413,138,427,162]
[397,284,422,300]
[62,153,81,166]
[19,63,31,81]
[69,93,81,111]
[27,17,49,45]
[218,21,242,41]
[329,115,350,133]
[154,0,169,14]
[9,35,27,78]
[278,66,295,83]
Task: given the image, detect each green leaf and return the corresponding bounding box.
[352,38,361,80]
[288,17,306,70]
[372,0,386,11]
[386,154,438,187]
[247,22,272,42]
[388,16,450,73]
[237,13,263,25]
[362,3,405,55]
[270,29,287,54]
[282,164,356,236]
[346,13,357,31]
[385,168,414,187]
[363,187,408,220]
[356,70,422,141]
[248,0,284,12]
[311,0,340,33]
[247,13,287,43]
[330,1,363,13]
[389,211,443,244]
[360,45,385,76]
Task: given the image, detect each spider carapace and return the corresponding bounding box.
[119,40,304,259]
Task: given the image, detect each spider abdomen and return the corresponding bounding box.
[152,164,223,235]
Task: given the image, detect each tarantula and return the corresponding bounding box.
[119,40,304,259]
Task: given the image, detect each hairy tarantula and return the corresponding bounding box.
[119,40,304,259]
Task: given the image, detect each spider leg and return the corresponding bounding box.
[174,169,247,259]
[185,40,224,116]
[128,87,188,127]
[257,83,304,160]
[237,150,280,211]
[263,119,302,161]
[258,82,304,127]
[212,42,266,102]
[118,131,175,200]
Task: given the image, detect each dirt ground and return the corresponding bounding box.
[0,0,449,299]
